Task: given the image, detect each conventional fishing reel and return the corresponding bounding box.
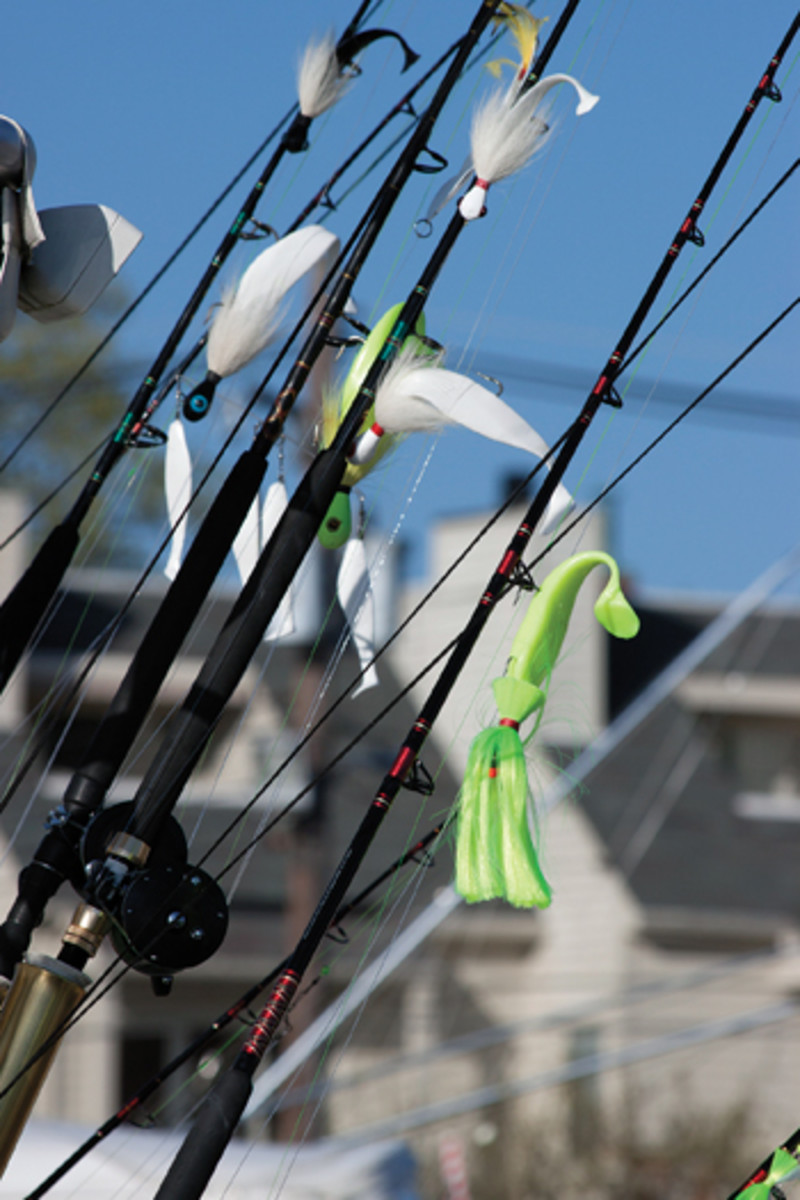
[78,802,229,996]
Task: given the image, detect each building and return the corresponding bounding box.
[2,487,799,1195]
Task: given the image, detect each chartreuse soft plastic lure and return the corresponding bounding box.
[318,302,431,550]
[736,1147,799,1199]
[455,551,639,908]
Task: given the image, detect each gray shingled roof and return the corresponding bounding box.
[579,598,800,937]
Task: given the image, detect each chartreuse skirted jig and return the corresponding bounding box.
[455,551,639,908]
[731,1144,800,1199]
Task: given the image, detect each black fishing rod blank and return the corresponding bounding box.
[151,16,798,1198]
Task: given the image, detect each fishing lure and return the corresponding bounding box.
[729,1140,800,1199]
[455,551,639,908]
[163,226,340,579]
[313,301,574,692]
[458,71,599,220]
[488,2,550,83]
[182,224,341,421]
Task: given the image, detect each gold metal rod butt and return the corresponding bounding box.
[0,953,89,1175]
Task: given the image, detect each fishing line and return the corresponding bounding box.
[0,0,587,844]
[21,826,448,1195]
[518,297,800,580]
[6,16,796,1180]
[619,157,800,375]
[203,291,797,904]
[0,200,384,814]
[189,449,567,873]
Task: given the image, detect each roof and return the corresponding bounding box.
[577,595,800,940]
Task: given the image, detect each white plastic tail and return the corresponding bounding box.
[164,417,192,580]
[232,493,261,587]
[261,480,296,641]
[337,537,379,695]
[374,356,573,533]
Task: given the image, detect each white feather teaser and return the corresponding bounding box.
[164,416,192,580]
[232,493,261,588]
[207,226,340,379]
[298,31,351,118]
[373,349,573,533]
[337,536,379,695]
[261,480,296,642]
[460,72,600,220]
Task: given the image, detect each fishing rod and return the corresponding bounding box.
[0,0,508,995]
[0,0,418,693]
[6,0,791,1171]
[147,18,797,1198]
[0,9,526,546]
[0,0,512,1173]
[15,281,799,1200]
[8,284,796,1195]
[22,821,444,1199]
[0,5,564,824]
[0,32,472,827]
[98,3,588,877]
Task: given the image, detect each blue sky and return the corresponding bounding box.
[3,0,798,598]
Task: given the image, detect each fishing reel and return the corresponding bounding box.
[80,802,228,994]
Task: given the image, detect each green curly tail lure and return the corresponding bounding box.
[455,551,640,908]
